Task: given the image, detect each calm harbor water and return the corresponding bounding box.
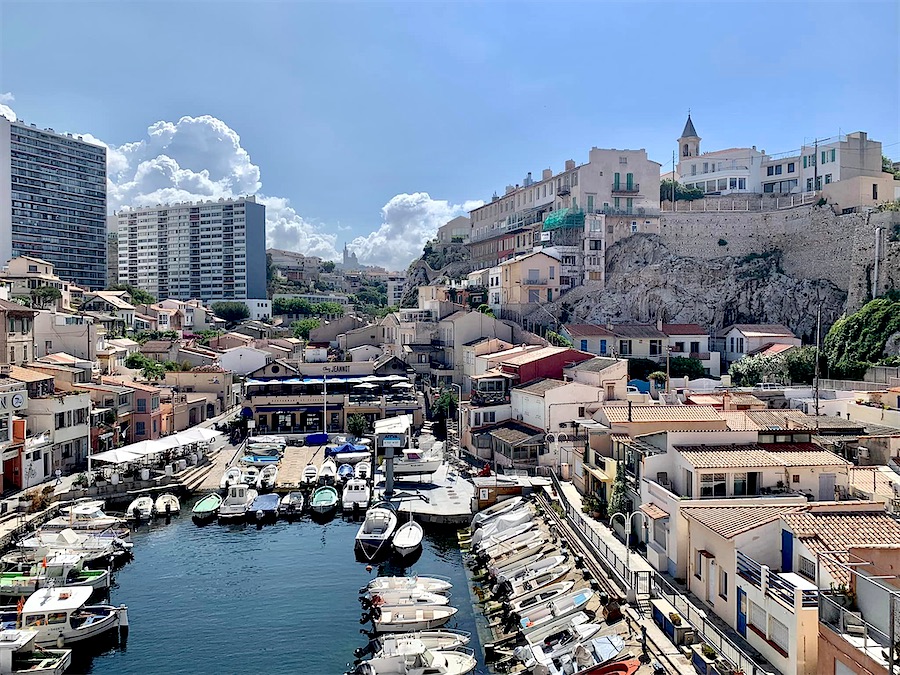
[73,509,484,674]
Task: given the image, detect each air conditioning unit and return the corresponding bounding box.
[858,446,870,459]
[0,364,9,377]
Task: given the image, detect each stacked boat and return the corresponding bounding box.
[464,497,635,674]
[354,575,474,674]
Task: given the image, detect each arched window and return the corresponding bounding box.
[683,143,690,157]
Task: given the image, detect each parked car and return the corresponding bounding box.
[753,382,780,391]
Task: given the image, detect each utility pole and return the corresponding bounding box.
[814,303,822,432]
[813,138,819,192]
[672,150,677,204]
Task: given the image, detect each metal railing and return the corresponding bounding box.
[611,183,640,193]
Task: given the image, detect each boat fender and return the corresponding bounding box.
[57,635,64,649]
[118,605,129,628]
[256,510,264,520]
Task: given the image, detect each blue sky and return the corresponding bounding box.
[1,0,898,268]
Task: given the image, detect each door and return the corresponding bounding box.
[737,587,747,637]
[819,473,836,500]
[782,529,793,572]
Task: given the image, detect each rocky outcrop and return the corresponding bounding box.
[543,234,846,342]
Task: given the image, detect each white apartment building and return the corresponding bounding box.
[676,114,767,195]
[386,275,406,307]
[0,117,108,290]
[116,196,267,303]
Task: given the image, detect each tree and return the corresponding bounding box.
[196,329,222,346]
[627,358,661,381]
[783,347,819,384]
[728,353,787,386]
[30,286,62,309]
[320,260,336,273]
[124,352,166,380]
[608,461,629,519]
[547,330,573,347]
[108,283,155,305]
[648,371,668,388]
[291,318,320,340]
[431,388,457,440]
[476,304,494,318]
[669,356,707,379]
[823,298,900,378]
[660,179,704,202]
[347,413,370,439]
[883,155,900,178]
[211,301,250,325]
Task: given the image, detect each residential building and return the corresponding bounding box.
[676,114,767,196]
[106,230,118,286]
[468,147,661,270]
[33,310,101,361]
[0,378,29,487]
[272,292,352,310]
[10,366,90,472]
[164,369,236,415]
[818,545,900,675]
[245,299,271,321]
[717,324,801,367]
[116,196,266,303]
[490,251,561,319]
[161,389,209,433]
[435,216,472,245]
[157,299,224,333]
[386,274,406,307]
[430,310,515,391]
[0,256,81,310]
[81,291,136,333]
[78,382,133,450]
[242,357,421,434]
[309,315,367,346]
[563,356,630,401]
[266,248,323,284]
[0,298,36,366]
[0,117,107,289]
[103,378,161,441]
[220,346,273,376]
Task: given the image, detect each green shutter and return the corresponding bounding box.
[821,151,826,165]
[626,173,634,189]
[803,156,807,168]
[614,173,620,189]
[830,149,836,162]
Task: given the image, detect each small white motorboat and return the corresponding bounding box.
[388,447,442,476]
[471,506,533,545]
[309,486,339,515]
[0,586,127,646]
[342,478,371,511]
[372,629,470,653]
[504,565,571,598]
[302,463,319,484]
[356,462,371,480]
[517,589,596,634]
[523,611,593,647]
[509,581,576,613]
[354,637,476,674]
[332,451,370,465]
[356,503,398,559]
[473,522,537,553]
[154,494,180,516]
[0,627,71,674]
[471,496,524,527]
[257,464,278,491]
[364,589,450,607]
[248,435,286,448]
[485,541,546,572]
[219,466,242,490]
[370,605,458,633]
[363,576,452,595]
[495,554,568,584]
[43,502,126,534]
[319,457,337,483]
[278,492,305,517]
[126,496,154,521]
[392,518,424,557]
[241,466,260,486]
[218,484,258,520]
[476,529,540,559]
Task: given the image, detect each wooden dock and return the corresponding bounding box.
[274,444,328,491]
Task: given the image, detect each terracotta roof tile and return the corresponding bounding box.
[602,405,724,424]
[683,504,805,538]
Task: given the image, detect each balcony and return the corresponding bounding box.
[471,391,510,407]
[557,184,571,196]
[521,278,548,286]
[611,183,640,194]
[819,593,896,671]
[737,551,818,610]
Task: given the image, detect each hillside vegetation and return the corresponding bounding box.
[823,298,900,378]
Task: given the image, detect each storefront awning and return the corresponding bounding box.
[253,405,342,413]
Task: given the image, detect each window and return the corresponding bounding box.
[807,178,814,191]
[769,616,790,654]
[589,240,602,250]
[649,340,662,356]
[653,519,667,547]
[830,149,836,162]
[749,601,766,631]
[729,178,737,189]
[613,172,620,189]
[767,166,774,176]
[690,341,700,353]
[691,164,696,175]
[700,473,726,497]
[719,568,728,599]
[825,174,832,185]
[599,339,607,355]
[775,164,782,175]
[792,474,800,483]
[787,162,795,173]
[44,340,52,353]
[578,406,585,417]
[580,339,588,351]
[694,550,703,579]
[684,469,693,497]
[136,421,146,436]
[55,412,65,430]
[484,411,495,424]
[549,266,555,280]
[619,340,632,356]
[798,555,816,580]
[528,289,540,303]
[729,337,735,353]
[873,183,878,200]
[821,150,827,165]
[738,338,744,353]
[733,472,748,496]
[137,398,147,413]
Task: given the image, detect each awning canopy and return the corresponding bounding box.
[584,465,610,482]
[640,502,670,520]
[90,448,143,465]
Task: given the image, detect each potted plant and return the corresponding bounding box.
[669,612,682,626]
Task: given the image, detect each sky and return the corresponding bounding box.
[1,0,898,270]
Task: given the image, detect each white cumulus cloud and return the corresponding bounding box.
[0,93,15,122]
[349,193,482,270]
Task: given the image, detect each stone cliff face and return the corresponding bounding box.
[546,234,847,342]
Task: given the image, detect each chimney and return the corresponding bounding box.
[565,159,576,171]
[606,321,613,331]
[542,168,553,180]
[656,317,663,331]
[627,401,633,422]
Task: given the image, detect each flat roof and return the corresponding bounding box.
[514,378,567,396]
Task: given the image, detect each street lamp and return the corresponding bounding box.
[609,511,648,603]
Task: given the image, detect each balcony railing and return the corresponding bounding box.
[521,278,548,286]
[471,391,510,407]
[737,551,818,610]
[819,593,894,669]
[557,184,571,196]
[611,183,640,194]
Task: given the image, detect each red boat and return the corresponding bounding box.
[577,658,642,675]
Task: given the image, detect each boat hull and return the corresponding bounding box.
[0,606,122,646]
